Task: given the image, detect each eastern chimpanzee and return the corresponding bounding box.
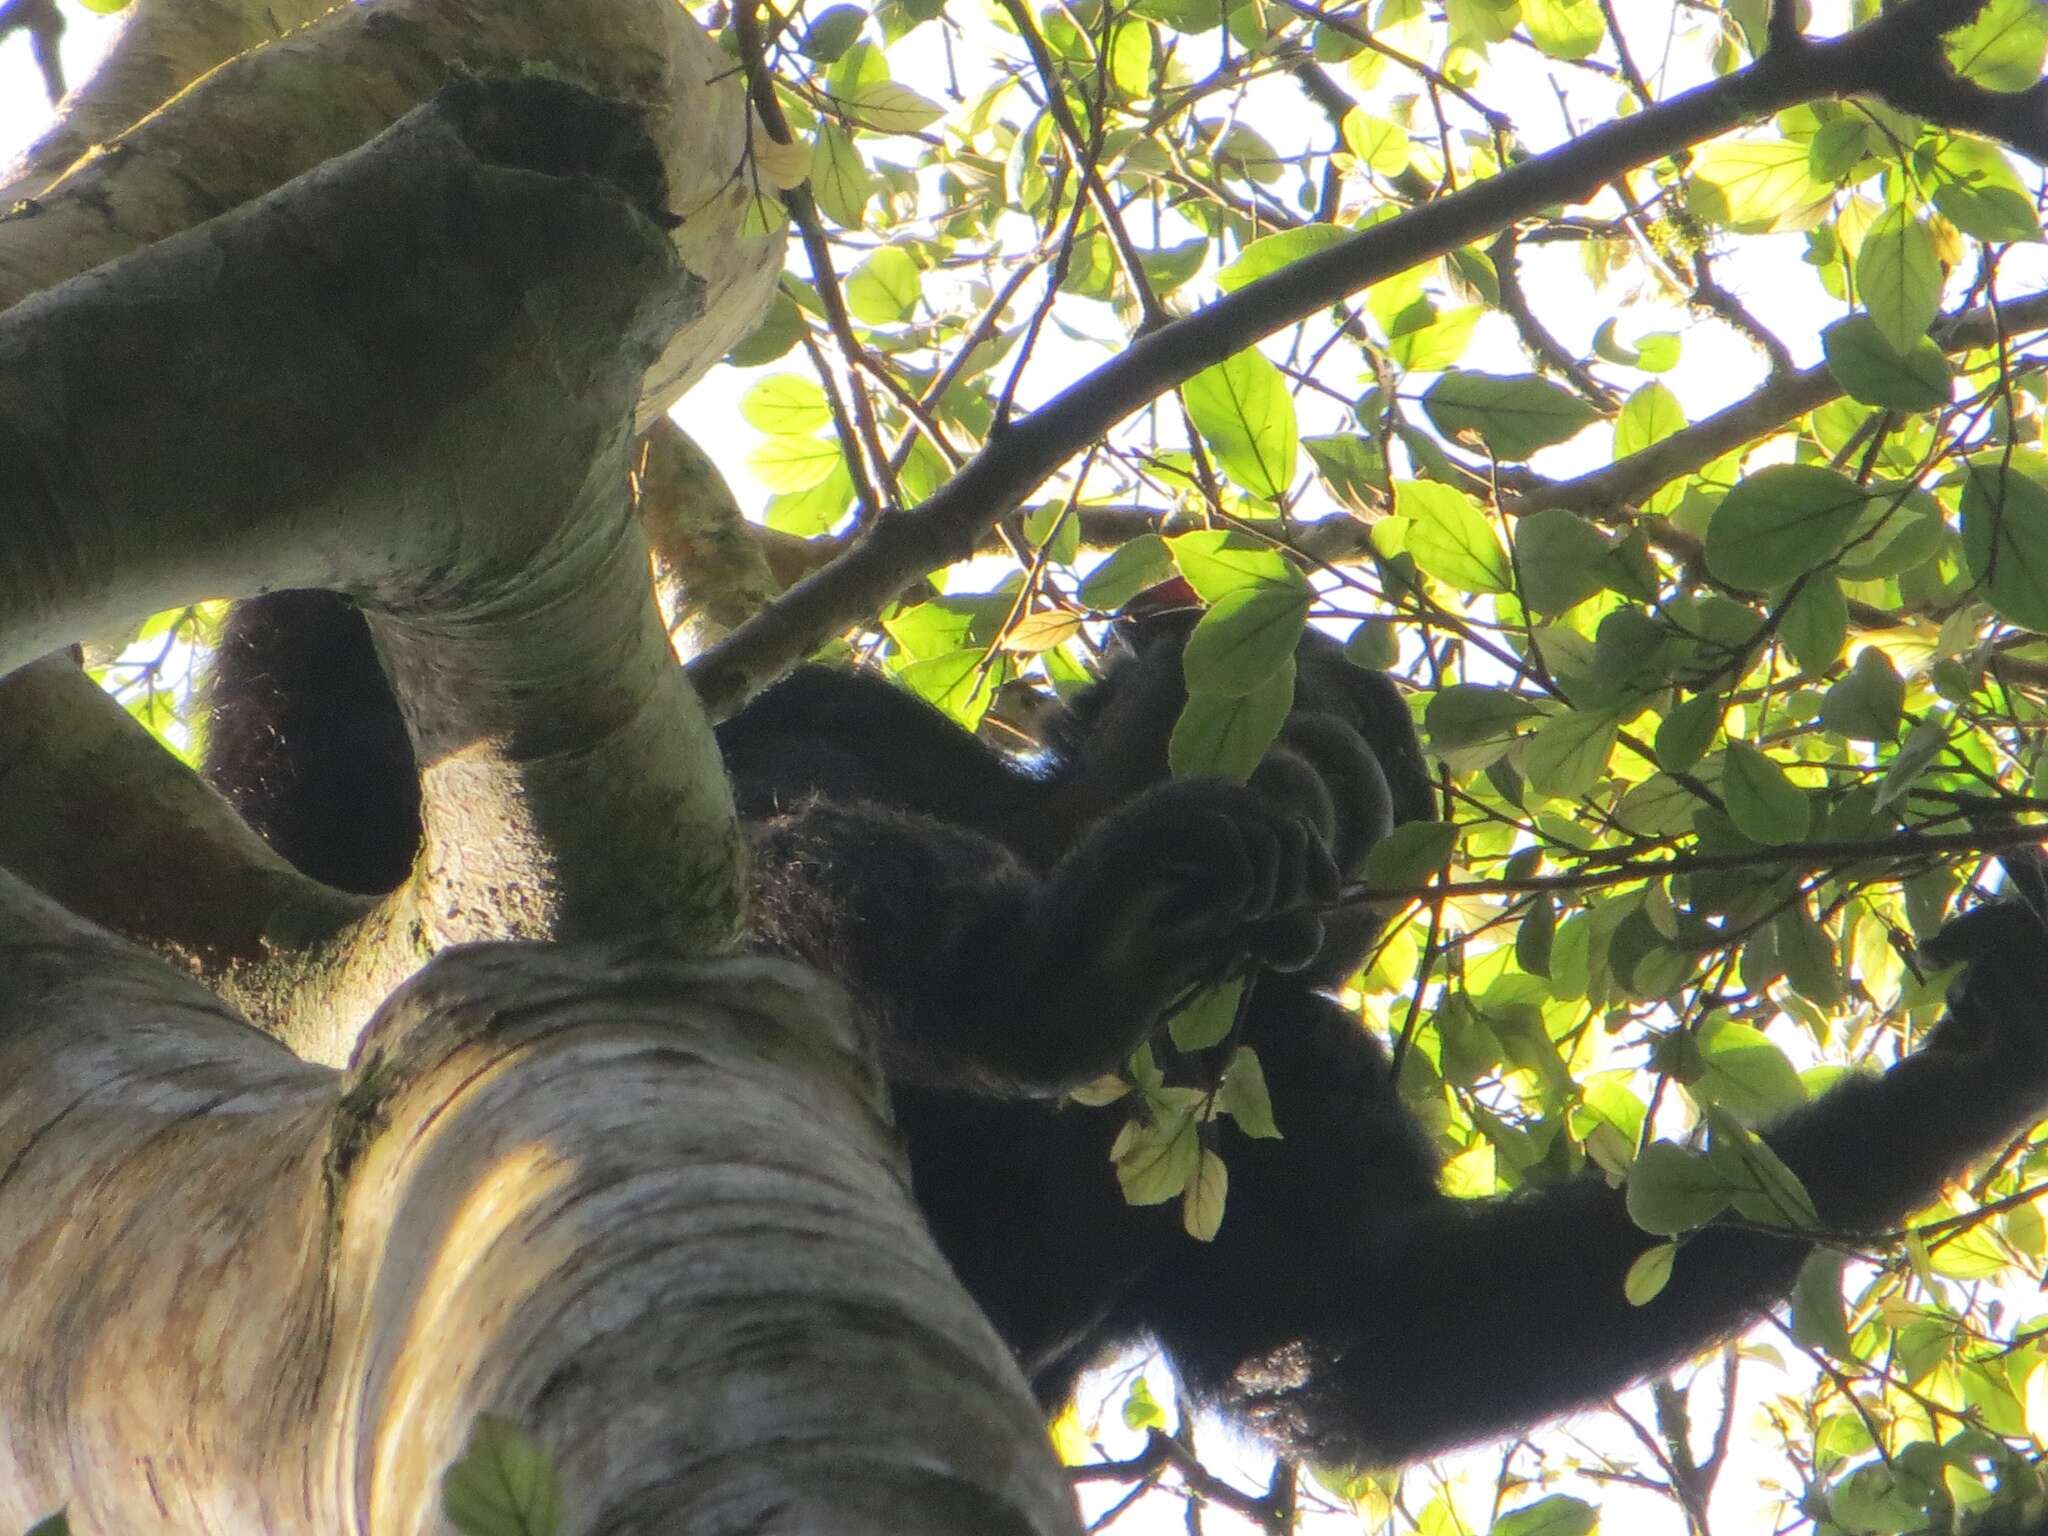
[203,589,2048,1471]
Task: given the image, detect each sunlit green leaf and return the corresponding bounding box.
[1219,1046,1280,1138]
[739,373,830,434]
[1623,1241,1677,1305]
[1182,1147,1228,1240]
[1521,710,1619,798]
[1689,137,1830,231]
[1520,0,1603,59]
[1929,134,2043,242]
[1821,315,1953,412]
[1169,664,1295,780]
[1183,586,1311,696]
[1488,1494,1597,1536]
[1396,480,1511,593]
[1167,530,1301,600]
[1422,372,1602,461]
[1079,535,1175,610]
[1704,464,1869,591]
[1183,348,1299,500]
[1859,204,1943,358]
[746,434,845,493]
[1945,0,2048,91]
[844,245,921,323]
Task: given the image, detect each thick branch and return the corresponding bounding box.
[0,874,1076,1535]
[0,79,755,1060]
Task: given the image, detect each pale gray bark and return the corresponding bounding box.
[0,17,1078,1534]
[0,872,1073,1535]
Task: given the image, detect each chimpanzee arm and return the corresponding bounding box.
[748,778,1342,1096]
[1144,891,2048,1469]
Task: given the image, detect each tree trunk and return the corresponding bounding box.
[0,4,1078,1530]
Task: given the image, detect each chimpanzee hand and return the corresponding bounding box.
[1040,777,1342,1039]
[1239,632,1434,983]
[1920,854,2048,1074]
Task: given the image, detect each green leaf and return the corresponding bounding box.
[1781,575,1847,677]
[1426,684,1548,750]
[1216,226,1347,292]
[1387,304,1482,371]
[1113,1101,1201,1204]
[1421,372,1602,461]
[1859,204,1943,358]
[1078,535,1175,610]
[1790,1249,1855,1357]
[1704,463,1869,591]
[443,1417,564,1536]
[1302,433,1387,513]
[897,648,1001,728]
[809,123,875,226]
[1655,692,1722,771]
[763,463,854,536]
[1626,1141,1733,1236]
[1341,109,1410,175]
[801,3,866,60]
[1219,1045,1281,1138]
[1706,1106,1819,1229]
[746,434,844,493]
[1720,743,1810,845]
[1821,314,1953,412]
[738,373,830,434]
[725,289,806,367]
[1777,902,1841,1007]
[1184,348,1298,500]
[1821,647,1905,741]
[1169,976,1245,1051]
[1624,1241,1678,1305]
[1364,819,1457,891]
[1520,0,1603,59]
[1169,664,1295,781]
[1167,531,1300,600]
[1108,19,1155,98]
[1138,239,1207,295]
[845,80,947,135]
[1515,506,1613,613]
[1929,134,2043,242]
[1489,1495,1597,1536]
[1515,892,1555,977]
[1695,1015,1808,1125]
[1521,710,1618,799]
[1960,461,2048,633]
[1396,480,1511,593]
[1688,137,1830,231]
[1120,1375,1169,1431]
[1945,0,2048,91]
[1612,380,1685,458]
[1182,1147,1228,1241]
[1183,586,1311,697]
[844,245,921,324]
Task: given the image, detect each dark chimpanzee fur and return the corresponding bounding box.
[204,590,2048,1471]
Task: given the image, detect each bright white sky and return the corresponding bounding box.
[5,5,2041,1533]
